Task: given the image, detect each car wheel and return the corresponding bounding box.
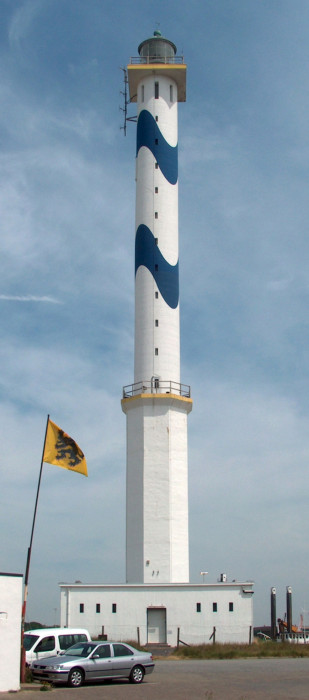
[68,668,84,687]
[129,665,144,684]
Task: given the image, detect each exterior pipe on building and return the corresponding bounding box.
[271,587,277,640]
[286,586,292,634]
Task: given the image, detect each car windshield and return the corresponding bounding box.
[23,634,39,651]
[63,642,97,657]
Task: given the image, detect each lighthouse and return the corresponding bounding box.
[122,30,193,584]
[59,32,254,647]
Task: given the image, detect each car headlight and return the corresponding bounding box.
[48,665,63,670]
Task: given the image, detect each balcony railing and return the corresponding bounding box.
[129,56,185,65]
[122,380,191,399]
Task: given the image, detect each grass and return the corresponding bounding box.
[171,641,309,659]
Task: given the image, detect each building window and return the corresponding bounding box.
[155,291,158,298]
[229,602,234,612]
[155,212,158,219]
[213,602,217,612]
[155,115,158,122]
[79,603,84,613]
[154,377,159,388]
[155,348,158,355]
[96,604,101,613]
[141,85,144,102]
[112,603,117,613]
[155,162,158,169]
[155,81,159,99]
[155,237,158,245]
[155,319,159,327]
[155,187,158,193]
[196,603,201,613]
[170,85,173,102]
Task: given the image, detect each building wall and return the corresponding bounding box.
[0,573,23,692]
[60,582,254,647]
[124,394,191,583]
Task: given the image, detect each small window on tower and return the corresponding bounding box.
[229,602,234,612]
[213,602,217,613]
[170,85,173,102]
[155,115,158,122]
[155,163,158,169]
[155,212,158,219]
[155,238,158,245]
[196,602,201,613]
[155,81,159,99]
[112,603,117,613]
[155,319,159,327]
[141,85,144,102]
[155,348,158,355]
[155,187,158,193]
[155,291,158,299]
[96,603,100,613]
[79,603,84,613]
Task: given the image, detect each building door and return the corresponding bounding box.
[147,608,166,644]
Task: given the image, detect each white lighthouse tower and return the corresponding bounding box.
[122,31,192,584]
[60,32,254,645]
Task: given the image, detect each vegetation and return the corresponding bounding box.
[25,666,33,683]
[171,641,309,659]
[123,639,149,652]
[25,622,50,631]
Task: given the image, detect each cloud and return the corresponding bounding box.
[8,0,45,53]
[0,294,62,303]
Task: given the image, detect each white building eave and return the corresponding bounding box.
[59,581,254,590]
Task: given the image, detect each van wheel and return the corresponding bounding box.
[68,668,84,687]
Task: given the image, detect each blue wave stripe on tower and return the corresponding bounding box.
[135,224,179,309]
[136,110,178,185]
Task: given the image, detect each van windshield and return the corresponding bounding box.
[23,634,39,651]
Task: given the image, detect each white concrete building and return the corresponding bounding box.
[60,581,254,646]
[59,30,254,646]
[0,572,23,692]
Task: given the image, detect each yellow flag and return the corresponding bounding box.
[43,419,88,476]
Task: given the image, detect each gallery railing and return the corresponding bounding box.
[122,380,191,399]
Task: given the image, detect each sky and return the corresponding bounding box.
[1,0,309,630]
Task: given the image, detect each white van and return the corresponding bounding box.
[23,628,91,666]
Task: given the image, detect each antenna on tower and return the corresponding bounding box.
[120,68,137,136]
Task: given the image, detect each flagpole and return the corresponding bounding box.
[20,413,50,682]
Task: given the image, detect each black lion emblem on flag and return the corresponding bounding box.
[55,430,84,467]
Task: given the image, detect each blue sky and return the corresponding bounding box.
[1,0,309,629]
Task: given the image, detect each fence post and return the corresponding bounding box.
[209,626,216,644]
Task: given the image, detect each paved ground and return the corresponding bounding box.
[5,658,309,699]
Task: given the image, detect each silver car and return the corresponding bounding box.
[31,641,154,687]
